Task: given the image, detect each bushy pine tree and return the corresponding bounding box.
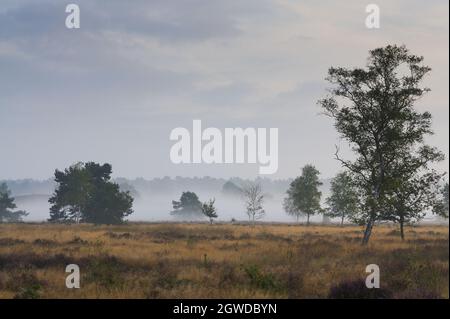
[48,162,133,224]
[0,183,28,223]
[171,191,203,219]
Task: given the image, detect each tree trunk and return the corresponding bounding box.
[306,214,310,226]
[400,216,405,241]
[362,218,375,245]
[341,214,345,227]
[362,182,382,245]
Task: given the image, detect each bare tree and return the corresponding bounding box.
[242,182,265,225]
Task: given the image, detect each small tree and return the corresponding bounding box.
[202,199,218,224]
[284,165,322,226]
[388,173,443,239]
[171,191,203,219]
[283,197,302,223]
[383,149,445,240]
[0,183,28,223]
[242,182,265,225]
[326,172,359,226]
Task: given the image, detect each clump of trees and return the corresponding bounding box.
[319,44,446,243]
[172,192,219,223]
[173,184,267,225]
[48,162,134,224]
[171,191,203,219]
[202,199,218,224]
[242,182,265,225]
[325,172,359,226]
[0,183,28,223]
[283,165,322,225]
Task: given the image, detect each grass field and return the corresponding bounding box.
[0,223,448,299]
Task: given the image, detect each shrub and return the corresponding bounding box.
[9,272,43,299]
[13,284,41,299]
[243,265,277,290]
[328,279,393,299]
[85,256,126,288]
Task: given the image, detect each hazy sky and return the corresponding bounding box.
[0,0,448,180]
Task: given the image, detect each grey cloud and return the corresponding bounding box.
[192,82,256,107]
[1,0,274,43]
[0,2,63,39]
[0,0,448,180]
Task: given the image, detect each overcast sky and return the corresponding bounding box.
[0,0,448,180]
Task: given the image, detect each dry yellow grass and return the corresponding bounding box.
[0,223,448,299]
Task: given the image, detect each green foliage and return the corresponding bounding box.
[0,183,28,223]
[384,166,445,239]
[85,256,125,289]
[48,162,133,224]
[13,284,41,299]
[326,172,359,225]
[284,165,322,225]
[433,182,449,219]
[171,191,203,219]
[443,183,449,218]
[11,273,42,299]
[201,198,218,224]
[243,265,277,290]
[318,44,444,243]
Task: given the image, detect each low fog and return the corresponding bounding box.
[8,177,332,223]
[7,178,446,224]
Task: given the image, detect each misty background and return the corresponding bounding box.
[0,1,448,222]
[0,177,327,222]
[2,177,447,223]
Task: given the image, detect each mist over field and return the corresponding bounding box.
[2,177,328,222]
[4,177,446,224]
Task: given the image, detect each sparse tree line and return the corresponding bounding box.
[1,45,449,245]
[283,165,448,240]
[282,45,449,243]
[170,181,265,225]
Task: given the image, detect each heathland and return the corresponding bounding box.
[0,223,448,299]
